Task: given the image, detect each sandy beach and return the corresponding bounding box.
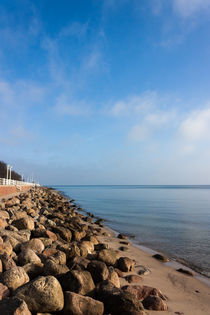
[97,226,210,315]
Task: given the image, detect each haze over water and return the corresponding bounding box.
[53,185,210,277]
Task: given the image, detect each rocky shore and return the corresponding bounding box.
[0,187,209,315]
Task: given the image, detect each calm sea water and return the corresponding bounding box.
[52,185,210,277]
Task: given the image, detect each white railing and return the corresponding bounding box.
[0,178,40,186]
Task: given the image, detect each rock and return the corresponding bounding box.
[59,270,95,296]
[0,253,16,271]
[14,275,64,313]
[18,249,41,266]
[120,241,130,245]
[43,249,66,265]
[98,249,120,266]
[95,243,109,251]
[142,295,167,310]
[69,256,90,270]
[108,266,120,288]
[117,257,135,272]
[0,297,31,315]
[0,229,31,243]
[0,241,13,255]
[0,283,10,300]
[52,226,72,242]
[177,268,194,276]
[72,228,86,241]
[62,291,104,315]
[122,285,166,301]
[0,217,7,229]
[117,233,127,239]
[0,266,29,291]
[21,238,45,254]
[96,281,145,315]
[45,230,57,241]
[87,260,109,283]
[83,235,99,245]
[23,263,44,279]
[138,266,151,276]
[80,241,94,254]
[115,268,124,277]
[43,259,69,276]
[119,246,128,251]
[125,275,142,284]
[152,253,169,262]
[12,217,34,231]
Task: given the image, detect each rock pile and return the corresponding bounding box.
[0,187,167,314]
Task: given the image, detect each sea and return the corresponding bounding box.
[51,185,210,278]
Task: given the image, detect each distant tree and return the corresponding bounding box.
[0,161,22,181]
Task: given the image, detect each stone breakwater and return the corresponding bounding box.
[0,187,168,314]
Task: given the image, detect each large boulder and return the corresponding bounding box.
[18,249,41,266]
[0,283,10,300]
[21,238,45,254]
[98,249,120,266]
[62,291,104,315]
[0,297,31,315]
[12,217,34,231]
[0,266,29,291]
[14,275,64,313]
[142,295,167,310]
[121,285,166,301]
[52,226,72,242]
[59,270,95,295]
[43,259,69,276]
[87,260,109,283]
[108,266,120,288]
[96,281,145,315]
[117,257,135,272]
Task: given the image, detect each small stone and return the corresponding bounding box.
[62,291,104,315]
[117,233,127,239]
[125,275,142,284]
[0,297,31,315]
[142,295,167,311]
[152,254,169,262]
[138,266,151,276]
[119,246,128,251]
[43,259,69,276]
[177,268,194,276]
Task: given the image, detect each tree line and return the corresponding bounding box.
[0,161,22,181]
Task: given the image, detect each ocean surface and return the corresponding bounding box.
[52,185,210,277]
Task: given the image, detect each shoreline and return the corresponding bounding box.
[0,186,208,314]
[73,198,210,286]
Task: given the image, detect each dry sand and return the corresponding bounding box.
[97,226,210,315]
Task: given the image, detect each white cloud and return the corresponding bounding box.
[179,107,210,141]
[54,94,90,116]
[173,0,210,17]
[128,124,150,141]
[109,91,157,117]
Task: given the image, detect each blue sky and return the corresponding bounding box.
[1,0,210,184]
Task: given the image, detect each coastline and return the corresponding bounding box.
[64,193,210,314]
[0,186,209,314]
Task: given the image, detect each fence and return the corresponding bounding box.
[0,178,39,186]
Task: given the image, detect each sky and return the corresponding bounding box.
[1,0,210,185]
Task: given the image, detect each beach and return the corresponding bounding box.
[0,186,209,314]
